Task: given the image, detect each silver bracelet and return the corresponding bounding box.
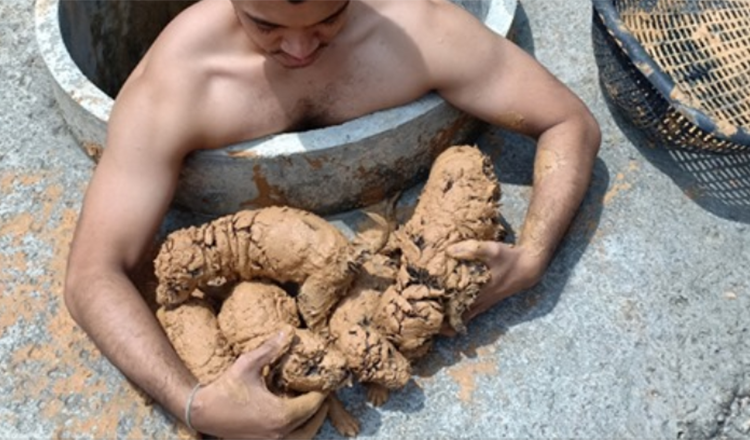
[185,383,202,432]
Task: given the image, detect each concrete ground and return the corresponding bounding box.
[2,0,749,439]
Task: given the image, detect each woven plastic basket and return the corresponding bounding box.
[592,0,750,153]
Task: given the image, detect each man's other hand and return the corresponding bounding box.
[447,239,545,323]
[189,331,327,439]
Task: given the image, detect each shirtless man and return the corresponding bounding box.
[64,0,601,438]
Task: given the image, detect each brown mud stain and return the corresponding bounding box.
[603,161,639,206]
[304,155,325,170]
[82,142,103,163]
[413,324,504,381]
[603,173,632,205]
[227,148,259,158]
[494,111,527,133]
[535,149,565,184]
[2,169,175,437]
[447,360,498,403]
[715,118,738,138]
[358,183,388,208]
[241,164,288,208]
[429,114,476,153]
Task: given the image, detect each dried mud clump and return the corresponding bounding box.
[329,255,412,390]
[332,145,503,401]
[158,282,350,394]
[157,297,234,385]
[217,280,300,354]
[157,281,355,439]
[218,281,348,393]
[153,145,502,436]
[379,145,502,359]
[154,206,361,332]
[154,207,363,437]
[374,284,444,360]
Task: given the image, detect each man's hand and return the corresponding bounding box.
[447,239,546,322]
[189,332,327,439]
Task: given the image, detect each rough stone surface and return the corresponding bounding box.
[2,1,750,439]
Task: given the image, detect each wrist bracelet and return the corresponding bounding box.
[185,383,202,432]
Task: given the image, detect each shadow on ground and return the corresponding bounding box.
[507,0,535,56]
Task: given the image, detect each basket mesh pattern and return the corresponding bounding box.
[616,0,750,139]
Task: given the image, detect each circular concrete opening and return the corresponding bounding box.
[59,0,197,100]
[36,0,517,216]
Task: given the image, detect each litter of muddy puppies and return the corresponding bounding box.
[154,145,504,438]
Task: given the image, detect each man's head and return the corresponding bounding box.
[231,0,351,69]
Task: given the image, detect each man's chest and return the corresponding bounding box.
[270,67,424,132]
[208,50,430,146]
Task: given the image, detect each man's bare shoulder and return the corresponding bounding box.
[361,0,470,33]
[359,0,491,60]
[359,0,498,88]
[113,1,264,151]
[131,1,249,84]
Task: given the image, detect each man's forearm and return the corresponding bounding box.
[518,114,600,266]
[65,270,196,422]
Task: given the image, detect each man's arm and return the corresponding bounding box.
[64,67,324,438]
[65,70,200,417]
[424,1,602,316]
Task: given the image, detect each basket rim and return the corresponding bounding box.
[592,0,750,147]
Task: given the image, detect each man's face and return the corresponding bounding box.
[231,0,351,69]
